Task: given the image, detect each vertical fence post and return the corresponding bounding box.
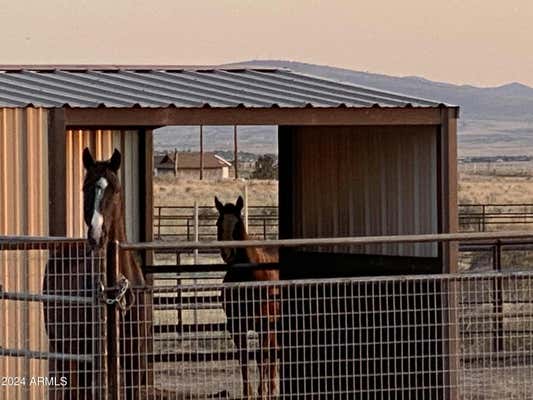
[482,204,486,232]
[156,206,161,240]
[234,125,239,179]
[490,240,504,354]
[193,201,199,328]
[244,183,249,231]
[97,246,109,400]
[199,126,204,180]
[107,241,121,400]
[263,217,267,240]
[194,201,199,264]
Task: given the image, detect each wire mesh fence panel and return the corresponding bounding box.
[131,272,533,400]
[0,240,107,400]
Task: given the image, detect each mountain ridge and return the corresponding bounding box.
[155,60,533,157]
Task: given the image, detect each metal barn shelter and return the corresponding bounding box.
[0,66,459,398]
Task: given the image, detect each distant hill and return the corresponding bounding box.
[228,60,533,121]
[154,60,533,157]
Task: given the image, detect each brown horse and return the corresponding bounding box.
[43,148,149,399]
[215,196,280,399]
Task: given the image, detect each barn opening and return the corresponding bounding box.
[152,124,279,264]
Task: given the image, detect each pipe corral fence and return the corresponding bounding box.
[1,232,533,399]
[153,203,533,243]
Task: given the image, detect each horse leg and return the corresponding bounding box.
[69,360,79,400]
[258,329,275,400]
[263,333,278,400]
[268,348,278,399]
[238,333,253,400]
[257,346,264,400]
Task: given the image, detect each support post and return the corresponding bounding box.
[438,109,460,400]
[48,108,67,235]
[194,201,199,264]
[234,125,238,179]
[482,205,486,232]
[174,148,178,177]
[156,207,161,240]
[243,183,249,231]
[199,126,204,180]
[107,241,121,400]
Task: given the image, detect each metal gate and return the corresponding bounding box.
[0,238,109,400]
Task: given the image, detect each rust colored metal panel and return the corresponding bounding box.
[0,107,49,400]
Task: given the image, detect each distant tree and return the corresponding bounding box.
[251,155,278,179]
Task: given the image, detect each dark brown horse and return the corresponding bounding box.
[215,196,280,399]
[43,148,149,399]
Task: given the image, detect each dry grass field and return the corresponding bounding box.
[459,163,533,204]
[154,176,278,207]
[156,163,533,208]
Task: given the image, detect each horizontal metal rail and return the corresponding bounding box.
[0,347,94,362]
[144,262,278,274]
[122,230,533,250]
[0,289,95,305]
[0,236,86,250]
[131,270,533,292]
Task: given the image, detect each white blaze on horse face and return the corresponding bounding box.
[222,214,238,261]
[90,177,108,244]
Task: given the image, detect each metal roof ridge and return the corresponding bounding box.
[0,64,283,72]
[276,70,458,108]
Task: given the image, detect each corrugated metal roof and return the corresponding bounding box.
[0,67,450,109]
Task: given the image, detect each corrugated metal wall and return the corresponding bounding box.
[0,107,49,235]
[0,108,49,400]
[65,129,140,241]
[291,125,438,257]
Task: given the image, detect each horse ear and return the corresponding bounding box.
[109,149,121,172]
[236,196,244,212]
[82,147,95,170]
[214,196,223,212]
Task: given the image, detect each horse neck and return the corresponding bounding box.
[235,222,262,264]
[106,193,145,286]
[108,193,127,243]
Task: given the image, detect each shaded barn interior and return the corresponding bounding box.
[278,116,458,397]
[0,66,458,399]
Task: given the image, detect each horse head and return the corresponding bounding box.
[82,147,122,251]
[215,196,245,263]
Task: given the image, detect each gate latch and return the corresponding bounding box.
[101,276,130,312]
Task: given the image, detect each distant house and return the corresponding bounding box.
[154,151,232,180]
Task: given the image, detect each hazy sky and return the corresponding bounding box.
[2,0,533,87]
